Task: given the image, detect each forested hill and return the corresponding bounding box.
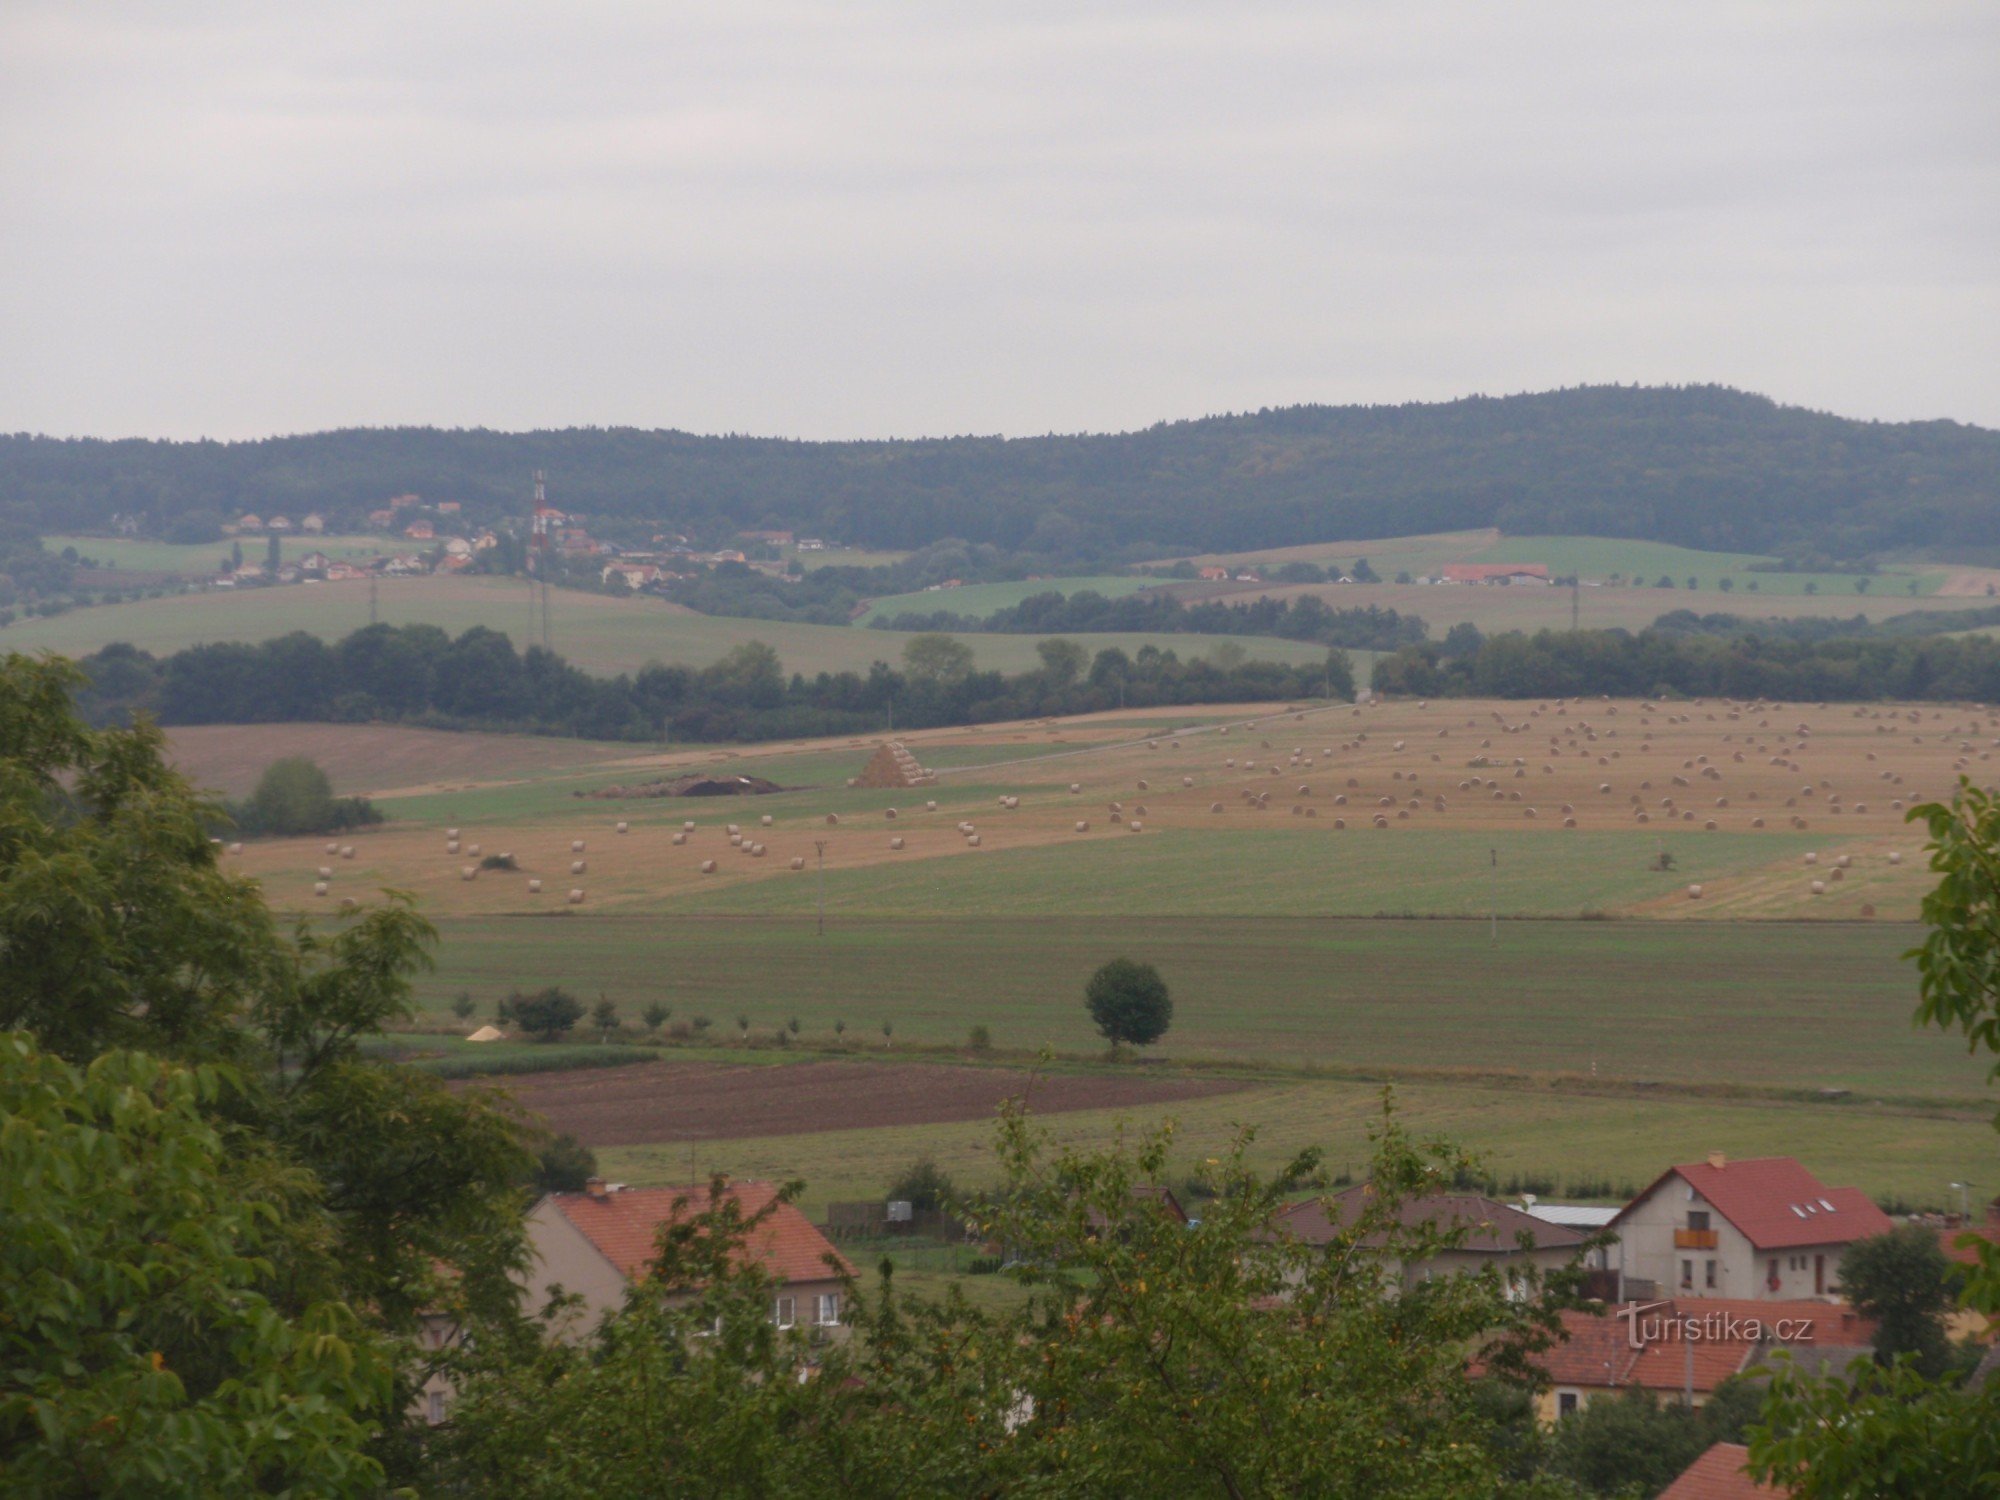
[7,385,1997,561]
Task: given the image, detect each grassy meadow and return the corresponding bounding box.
[48,532,404,572]
[855,574,1153,624]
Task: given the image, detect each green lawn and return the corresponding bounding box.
[416,914,1979,1097]
[1,572,1334,679]
[48,532,404,573]
[857,575,1153,625]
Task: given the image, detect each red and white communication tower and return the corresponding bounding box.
[529,470,562,559]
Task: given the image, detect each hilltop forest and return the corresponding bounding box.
[6,385,1998,564]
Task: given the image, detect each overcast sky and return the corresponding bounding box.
[3,1,1996,442]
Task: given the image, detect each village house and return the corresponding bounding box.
[389,492,422,509]
[325,561,368,581]
[367,508,396,528]
[473,529,499,551]
[1197,566,1232,581]
[236,513,263,532]
[437,500,461,514]
[738,528,794,546]
[1658,1442,1786,1499]
[296,550,334,575]
[1610,1154,1892,1301]
[1437,562,1551,585]
[442,536,474,558]
[1533,1297,1871,1421]
[602,562,663,589]
[521,1179,854,1343]
[383,553,430,576]
[300,512,326,534]
[1271,1185,1590,1294]
[404,519,437,541]
[267,514,293,532]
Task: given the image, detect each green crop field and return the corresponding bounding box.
[48,532,404,573]
[413,914,1978,1098]
[856,575,1153,625]
[599,1072,1994,1221]
[641,827,1825,920]
[0,571,1335,678]
[1472,535,1946,597]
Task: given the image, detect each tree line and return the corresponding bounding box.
[7,384,1998,564]
[1370,624,2000,702]
[69,624,1354,744]
[873,587,1429,651]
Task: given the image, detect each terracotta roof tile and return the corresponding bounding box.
[548,1182,854,1287]
[1659,1442,1787,1498]
[1614,1158,1892,1251]
[1536,1299,1872,1396]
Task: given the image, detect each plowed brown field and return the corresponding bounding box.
[469,1059,1245,1146]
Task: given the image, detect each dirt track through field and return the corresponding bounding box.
[469,1059,1247,1146]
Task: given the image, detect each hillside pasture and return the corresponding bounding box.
[856,575,1153,625]
[45,532,404,573]
[166,722,641,799]
[2,571,1332,678]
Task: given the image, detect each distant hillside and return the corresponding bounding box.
[6,385,1997,561]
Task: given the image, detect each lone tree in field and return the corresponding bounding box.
[1086,958,1173,1052]
[511,987,585,1043]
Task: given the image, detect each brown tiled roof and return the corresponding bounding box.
[1613,1158,1891,1251]
[1536,1299,1873,1396]
[1274,1185,1588,1255]
[547,1182,854,1287]
[1940,1207,2000,1268]
[1659,1442,1786,1498]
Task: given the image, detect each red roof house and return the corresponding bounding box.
[522,1179,854,1341]
[1611,1154,1892,1301]
[1659,1442,1787,1498]
[1439,562,1550,584]
[1274,1185,1588,1292]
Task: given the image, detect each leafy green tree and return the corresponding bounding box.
[1085,956,1173,1050]
[1035,636,1088,686]
[641,1001,671,1032]
[886,1156,957,1212]
[245,755,337,835]
[265,533,281,572]
[451,992,476,1020]
[1351,556,1380,582]
[511,987,585,1042]
[1840,1224,1960,1375]
[592,997,619,1038]
[901,632,975,686]
[533,1132,598,1194]
[0,1033,396,1497]
[1545,1379,1757,1496]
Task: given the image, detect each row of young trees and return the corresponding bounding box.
[1370,625,2000,703]
[69,625,1355,743]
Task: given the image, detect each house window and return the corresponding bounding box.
[1558,1392,1578,1417]
[1680,1259,1693,1288]
[815,1292,841,1327]
[1704,1259,1717,1289]
[773,1296,795,1330]
[427,1390,447,1425]
[1687,1210,1710,1232]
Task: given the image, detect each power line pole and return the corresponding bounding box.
[814,840,828,936]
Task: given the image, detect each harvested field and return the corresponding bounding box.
[166,722,639,798]
[468,1058,1246,1147]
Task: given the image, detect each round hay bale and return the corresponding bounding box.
[1831,867,1844,881]
[926,800,938,810]
[1810,879,1825,894]
[684,820,697,832]
[1070,783,1082,794]
[1137,779,1149,791]
[729,833,743,846]
[1704,820,1718,830]
[340,897,358,911]
[340,845,355,859]
[1752,817,1766,828]
[1297,784,1310,796]
[790,856,805,870]
[616,821,629,833]
[726,825,740,836]
[752,844,766,857]
[1182,776,1194,787]
[1210,801,1224,813]
[568,889,585,904]
[886,808,899,819]
[1563,816,1577,828]
[1889,850,1902,865]
[528,878,543,893]
[325,841,339,855]
[825,814,840,826]
[1688,884,1703,899]
[446,827,460,839]
[1075,820,1090,832]
[1134,804,1148,816]
[227,841,243,855]
[447,840,461,855]
[672,832,687,845]
[760,814,773,827]
[313,881,329,896]
[1129,821,1142,833]
[890,836,905,849]
[1861,903,1876,918]
[967,833,982,847]
[701,859,718,874]
[1333,817,1346,829]
[467,843,481,856]
[1835,854,1850,868]
[460,866,477,881]
[571,860,586,874]
[317,865,333,879]
[1804,852,1817,865]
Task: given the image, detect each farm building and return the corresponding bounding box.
[520,1179,854,1341]
[1437,563,1551,584]
[1271,1185,1587,1293]
[1609,1154,1891,1301]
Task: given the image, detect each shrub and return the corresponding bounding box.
[510,986,586,1042]
[967,1024,993,1052]
[450,993,476,1020]
[887,1157,957,1212]
[533,1133,598,1194]
[642,1002,671,1032]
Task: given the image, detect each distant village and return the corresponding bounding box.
[212,494,838,595]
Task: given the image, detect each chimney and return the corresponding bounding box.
[1707,1152,1726,1171]
[584,1176,609,1199]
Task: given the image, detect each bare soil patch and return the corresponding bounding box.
[468,1058,1246,1146]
